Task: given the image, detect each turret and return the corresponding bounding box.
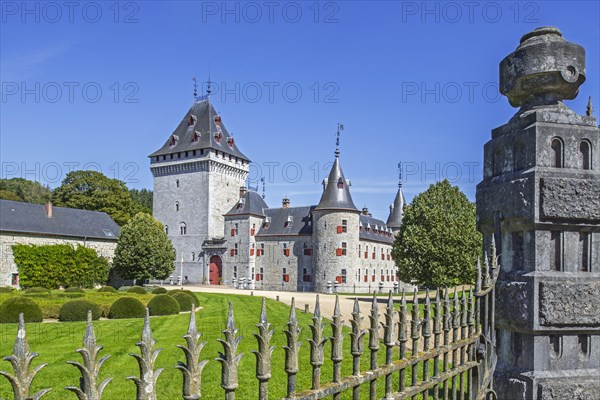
[386,162,405,233]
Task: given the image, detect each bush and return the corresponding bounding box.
[65,287,85,293]
[24,287,50,294]
[97,286,117,293]
[0,286,15,293]
[108,297,146,319]
[58,293,85,299]
[147,294,180,316]
[0,297,43,323]
[59,300,101,322]
[151,287,168,294]
[171,292,195,311]
[127,286,147,294]
[168,289,199,306]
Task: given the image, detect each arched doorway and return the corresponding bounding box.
[209,255,222,285]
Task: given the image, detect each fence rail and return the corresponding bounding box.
[1,245,499,400]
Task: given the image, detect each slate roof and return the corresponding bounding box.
[224,190,268,217]
[0,200,120,240]
[148,98,249,162]
[256,206,315,236]
[315,157,359,212]
[386,187,405,228]
[359,214,394,244]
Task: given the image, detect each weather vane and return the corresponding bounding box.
[335,123,344,157]
[192,76,198,100]
[398,162,403,189]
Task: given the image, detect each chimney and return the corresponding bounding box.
[282,198,290,208]
[362,207,369,216]
[44,201,53,218]
[239,186,247,199]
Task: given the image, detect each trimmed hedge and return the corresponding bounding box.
[127,286,147,294]
[147,294,180,316]
[97,286,117,293]
[0,286,15,293]
[0,297,43,323]
[168,289,199,306]
[171,292,195,311]
[24,287,50,294]
[64,287,85,293]
[59,300,101,322]
[108,297,146,319]
[151,287,168,295]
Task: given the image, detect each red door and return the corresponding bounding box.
[209,255,222,285]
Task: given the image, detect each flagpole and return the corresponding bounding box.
[180,256,184,290]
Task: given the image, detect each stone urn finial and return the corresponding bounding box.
[499,26,586,108]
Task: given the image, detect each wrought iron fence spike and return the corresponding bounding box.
[128,308,162,400]
[253,298,273,399]
[176,307,208,400]
[216,302,242,399]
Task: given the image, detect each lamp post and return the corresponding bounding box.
[180,256,184,290]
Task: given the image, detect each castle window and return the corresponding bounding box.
[162,155,166,161]
[176,179,180,188]
[191,252,195,261]
[514,141,525,170]
[233,265,237,279]
[341,242,347,256]
[193,150,197,156]
[235,223,239,235]
[549,335,562,359]
[185,151,189,157]
[170,154,174,160]
[251,223,256,236]
[340,269,347,283]
[551,137,564,168]
[580,140,592,170]
[337,177,344,189]
[175,201,179,212]
[580,232,592,272]
[177,152,181,158]
[234,243,238,255]
[341,219,347,233]
[180,222,187,235]
[193,131,200,142]
[512,332,522,357]
[578,334,591,358]
[493,148,503,176]
[155,156,159,162]
[285,215,293,228]
[165,225,169,235]
[512,232,524,271]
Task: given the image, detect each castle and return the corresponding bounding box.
[149,97,409,293]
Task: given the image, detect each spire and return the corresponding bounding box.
[315,125,358,212]
[587,96,594,116]
[206,75,213,97]
[387,162,405,230]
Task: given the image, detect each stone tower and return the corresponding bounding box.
[387,166,405,234]
[313,132,361,293]
[149,97,249,284]
[476,27,600,399]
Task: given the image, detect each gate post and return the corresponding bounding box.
[476,26,600,400]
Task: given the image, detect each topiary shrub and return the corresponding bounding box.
[0,286,15,293]
[147,294,180,316]
[58,293,85,299]
[126,286,147,294]
[151,287,168,295]
[171,292,195,311]
[168,289,199,306]
[24,287,50,294]
[64,287,85,293]
[0,297,43,323]
[108,297,146,319]
[97,286,117,293]
[59,300,101,322]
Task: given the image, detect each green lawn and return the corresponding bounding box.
[1,292,463,399]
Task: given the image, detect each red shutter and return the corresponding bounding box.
[372,253,375,259]
[387,255,391,261]
[256,273,261,281]
[230,249,235,256]
[381,254,385,260]
[364,251,368,258]
[284,249,290,257]
[250,228,255,236]
[372,275,375,282]
[337,226,343,234]
[381,275,385,281]
[336,248,343,256]
[303,274,312,282]
[283,274,290,282]
[231,228,235,236]
[364,275,368,282]
[335,276,343,284]
[250,249,255,256]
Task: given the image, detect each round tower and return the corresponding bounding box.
[313,126,360,293]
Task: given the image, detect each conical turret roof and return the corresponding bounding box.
[386,187,405,228]
[315,156,358,212]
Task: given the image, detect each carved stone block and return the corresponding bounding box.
[540,178,600,222]
[539,281,600,326]
[538,380,600,400]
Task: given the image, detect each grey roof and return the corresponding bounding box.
[359,214,394,244]
[386,187,405,228]
[256,206,315,236]
[224,190,268,217]
[148,98,250,161]
[315,157,359,212]
[0,200,120,240]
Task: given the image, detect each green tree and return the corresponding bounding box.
[52,171,137,225]
[112,213,176,281]
[129,188,153,214]
[392,180,482,287]
[0,178,52,203]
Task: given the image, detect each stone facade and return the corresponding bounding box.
[0,233,117,287]
[476,27,600,400]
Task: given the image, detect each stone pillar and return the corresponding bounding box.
[476,27,600,399]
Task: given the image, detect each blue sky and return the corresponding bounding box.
[1,1,599,219]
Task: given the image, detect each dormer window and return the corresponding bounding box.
[285,215,293,228]
[214,115,221,124]
[193,131,200,142]
[169,134,179,146]
[188,115,197,126]
[263,217,271,228]
[215,131,222,142]
[337,177,344,189]
[237,198,246,209]
[227,137,234,147]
